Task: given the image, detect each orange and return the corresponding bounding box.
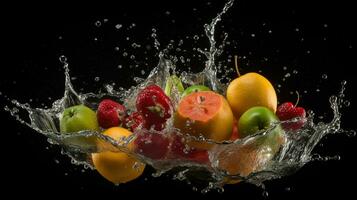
[174,91,234,149]
[92,127,145,184]
[216,132,286,184]
[226,72,277,119]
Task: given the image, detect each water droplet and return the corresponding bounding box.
[268,30,272,34]
[344,100,350,107]
[131,43,141,48]
[114,46,120,51]
[141,70,145,75]
[59,55,67,63]
[316,88,320,92]
[295,28,299,32]
[193,35,199,40]
[94,77,100,82]
[118,65,122,69]
[293,70,298,74]
[131,23,136,27]
[94,37,98,41]
[58,36,63,40]
[321,74,328,79]
[285,187,291,192]
[262,191,269,198]
[103,18,108,23]
[306,50,311,54]
[115,24,122,29]
[283,66,288,70]
[251,33,256,37]
[167,43,173,49]
[123,52,128,57]
[347,130,356,137]
[54,159,60,164]
[323,24,328,28]
[165,11,171,15]
[284,73,291,78]
[94,21,101,27]
[130,55,135,60]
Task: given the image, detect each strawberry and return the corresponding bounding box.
[277,102,306,130]
[168,135,210,164]
[134,130,171,160]
[97,99,126,129]
[124,112,144,132]
[136,85,172,131]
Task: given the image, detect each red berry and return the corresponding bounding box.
[134,130,171,160]
[230,120,240,141]
[277,102,306,130]
[97,99,126,129]
[186,149,210,164]
[168,135,210,164]
[136,85,172,131]
[124,112,144,132]
[169,135,188,158]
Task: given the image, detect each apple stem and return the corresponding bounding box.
[295,91,300,107]
[234,55,241,77]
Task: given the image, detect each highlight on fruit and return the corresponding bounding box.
[2,0,349,193]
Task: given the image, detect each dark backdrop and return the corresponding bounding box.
[1,0,356,199]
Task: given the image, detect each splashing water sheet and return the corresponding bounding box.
[1,0,355,198]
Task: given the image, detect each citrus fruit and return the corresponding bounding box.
[226,72,277,119]
[92,127,145,184]
[174,91,234,149]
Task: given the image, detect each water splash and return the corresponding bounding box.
[2,0,352,193]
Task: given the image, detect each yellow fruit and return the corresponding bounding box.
[226,72,277,119]
[92,127,145,184]
[174,91,234,149]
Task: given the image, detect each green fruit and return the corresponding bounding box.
[164,75,185,97]
[238,106,284,152]
[181,85,211,97]
[60,105,100,149]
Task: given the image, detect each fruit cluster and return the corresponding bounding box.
[59,71,306,184]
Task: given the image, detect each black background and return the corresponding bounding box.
[1,0,356,199]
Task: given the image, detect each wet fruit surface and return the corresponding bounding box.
[277,102,306,130]
[136,85,172,131]
[226,73,277,119]
[92,127,145,184]
[174,91,234,149]
[97,99,126,129]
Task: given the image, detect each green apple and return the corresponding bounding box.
[181,85,211,97]
[238,106,284,153]
[164,75,185,97]
[60,104,100,149]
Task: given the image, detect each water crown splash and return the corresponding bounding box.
[2,0,353,193]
